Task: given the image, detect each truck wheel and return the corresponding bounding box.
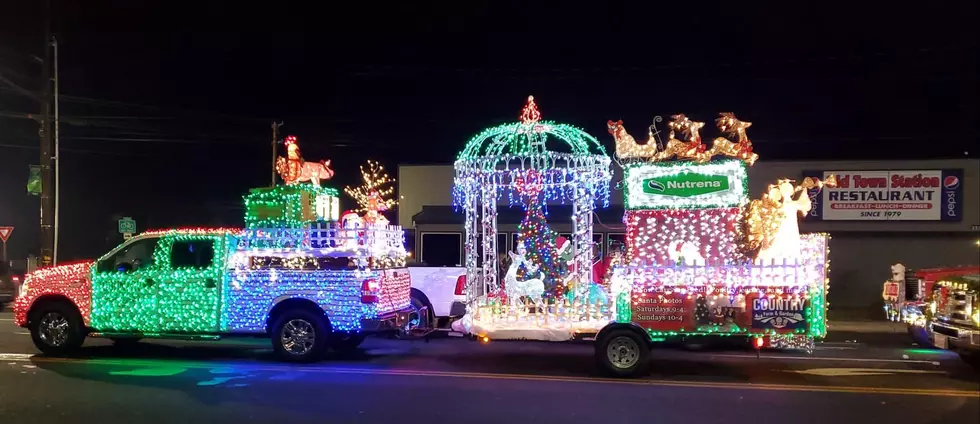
[907,325,934,348]
[329,332,367,352]
[271,309,330,362]
[596,329,650,378]
[29,302,85,356]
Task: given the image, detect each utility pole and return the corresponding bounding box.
[38,0,54,267]
[53,36,60,265]
[271,121,282,186]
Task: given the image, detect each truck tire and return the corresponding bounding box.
[271,309,330,362]
[596,329,650,378]
[29,301,86,356]
[907,325,934,348]
[329,332,367,352]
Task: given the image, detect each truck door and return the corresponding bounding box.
[90,236,163,332]
[154,237,223,333]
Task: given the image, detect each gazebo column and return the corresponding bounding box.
[480,183,498,293]
[464,186,480,299]
[571,188,595,291]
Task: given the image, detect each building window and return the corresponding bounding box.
[420,233,462,267]
[593,233,604,258]
[497,233,509,254]
[607,233,626,253]
[404,230,416,258]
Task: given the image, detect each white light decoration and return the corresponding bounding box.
[452,96,613,341]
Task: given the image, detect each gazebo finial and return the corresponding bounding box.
[519,95,542,125]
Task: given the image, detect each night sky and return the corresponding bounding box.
[0,1,977,261]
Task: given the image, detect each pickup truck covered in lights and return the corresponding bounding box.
[15,184,413,362]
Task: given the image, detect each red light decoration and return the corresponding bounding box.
[140,227,243,238]
[14,261,95,327]
[519,95,542,125]
[625,208,743,266]
[513,170,544,198]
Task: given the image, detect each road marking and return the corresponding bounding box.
[0,353,34,360]
[710,354,941,366]
[788,368,946,377]
[4,354,976,398]
[0,319,13,321]
[14,331,29,335]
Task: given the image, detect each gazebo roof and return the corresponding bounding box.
[456,96,608,161]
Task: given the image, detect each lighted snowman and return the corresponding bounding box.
[340,210,364,248]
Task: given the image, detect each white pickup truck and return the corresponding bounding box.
[406,267,467,330]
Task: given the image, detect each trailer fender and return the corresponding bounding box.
[596,322,651,345]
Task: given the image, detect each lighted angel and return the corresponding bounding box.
[756,180,811,263]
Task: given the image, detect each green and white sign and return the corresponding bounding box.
[642,174,730,197]
[118,217,136,236]
[624,160,749,210]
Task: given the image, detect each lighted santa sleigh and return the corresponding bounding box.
[451,98,833,348]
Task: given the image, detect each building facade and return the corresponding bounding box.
[398,159,980,314]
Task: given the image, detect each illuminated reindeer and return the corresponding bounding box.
[607,120,658,160]
[654,114,710,162]
[709,113,759,166]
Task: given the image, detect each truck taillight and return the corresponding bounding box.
[361,279,379,303]
[454,275,466,296]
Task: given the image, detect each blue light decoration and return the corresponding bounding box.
[233,174,409,333]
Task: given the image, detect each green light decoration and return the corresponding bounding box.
[244,184,340,229]
[457,121,609,160]
[90,232,236,333]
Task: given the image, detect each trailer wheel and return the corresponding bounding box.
[596,329,650,378]
[271,309,330,362]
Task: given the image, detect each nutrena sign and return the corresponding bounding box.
[624,159,749,210]
[642,174,730,197]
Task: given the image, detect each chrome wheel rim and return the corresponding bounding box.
[281,319,316,355]
[39,312,69,347]
[607,336,640,369]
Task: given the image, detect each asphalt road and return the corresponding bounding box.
[0,309,978,424]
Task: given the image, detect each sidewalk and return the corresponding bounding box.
[827,320,907,334]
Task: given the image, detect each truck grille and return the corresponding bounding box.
[932,324,959,338]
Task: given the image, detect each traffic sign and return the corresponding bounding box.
[118,217,136,235]
[0,227,12,242]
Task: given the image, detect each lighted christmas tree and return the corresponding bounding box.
[514,170,564,297]
[344,160,398,225]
